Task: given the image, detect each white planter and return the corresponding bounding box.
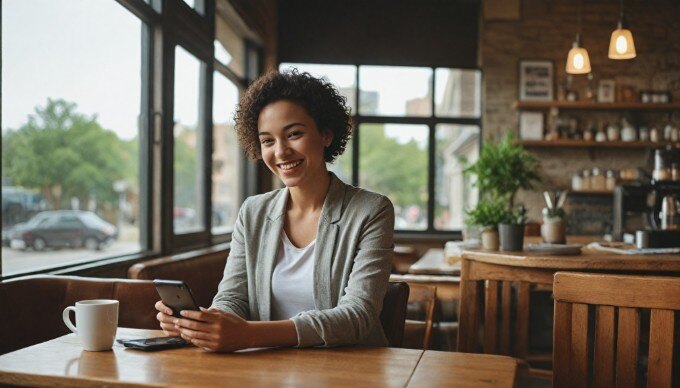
[481,229,499,251]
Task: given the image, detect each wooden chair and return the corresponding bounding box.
[402,283,437,349]
[391,273,460,351]
[458,258,553,364]
[380,281,410,347]
[553,272,680,387]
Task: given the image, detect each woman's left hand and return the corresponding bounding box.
[174,307,252,352]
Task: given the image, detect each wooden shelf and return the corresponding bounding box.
[520,140,680,149]
[568,190,613,195]
[514,101,680,110]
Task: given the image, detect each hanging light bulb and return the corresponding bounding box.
[566,2,591,74]
[608,0,636,59]
[566,35,592,74]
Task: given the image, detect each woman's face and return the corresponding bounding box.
[257,100,332,188]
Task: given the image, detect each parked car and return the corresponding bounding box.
[8,210,117,251]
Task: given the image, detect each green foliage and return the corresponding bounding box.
[2,99,126,209]
[500,204,528,225]
[465,197,506,230]
[464,132,540,209]
[359,124,427,210]
[173,128,199,209]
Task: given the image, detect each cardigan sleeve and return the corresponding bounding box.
[290,195,394,347]
[210,198,251,320]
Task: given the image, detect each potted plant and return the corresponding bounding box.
[499,205,527,251]
[464,132,541,251]
[465,198,506,250]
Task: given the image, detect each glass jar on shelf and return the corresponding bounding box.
[582,169,592,190]
[591,168,606,191]
[572,172,584,191]
[605,170,617,191]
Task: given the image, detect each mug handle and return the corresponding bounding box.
[62,306,77,334]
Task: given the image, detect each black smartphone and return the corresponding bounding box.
[153,279,200,318]
[117,336,188,351]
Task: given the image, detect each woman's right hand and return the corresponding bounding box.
[155,300,180,336]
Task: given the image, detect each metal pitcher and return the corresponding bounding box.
[660,194,680,230]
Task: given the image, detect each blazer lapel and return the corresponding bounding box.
[257,188,288,321]
[314,173,345,309]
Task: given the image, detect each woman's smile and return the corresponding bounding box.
[277,159,304,175]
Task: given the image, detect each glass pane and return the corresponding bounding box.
[435,124,480,230]
[181,0,202,15]
[174,46,205,234]
[358,66,432,117]
[279,63,357,114]
[1,0,144,276]
[212,72,241,234]
[435,68,482,118]
[215,15,244,78]
[327,138,353,184]
[359,124,428,230]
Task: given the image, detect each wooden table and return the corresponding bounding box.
[408,248,461,276]
[457,245,680,360]
[0,328,520,387]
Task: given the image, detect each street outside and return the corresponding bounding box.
[1,223,141,276]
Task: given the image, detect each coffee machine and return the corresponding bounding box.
[613,146,680,247]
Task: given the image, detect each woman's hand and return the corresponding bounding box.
[155,300,180,336]
[174,307,252,352]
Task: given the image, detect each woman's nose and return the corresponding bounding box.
[275,141,291,157]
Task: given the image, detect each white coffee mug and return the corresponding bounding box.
[63,300,119,351]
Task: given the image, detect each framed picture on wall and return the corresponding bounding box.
[519,111,545,140]
[518,60,554,101]
[598,79,616,103]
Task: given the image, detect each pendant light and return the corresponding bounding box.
[608,0,636,59]
[566,1,591,74]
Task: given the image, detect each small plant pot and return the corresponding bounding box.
[499,223,525,251]
[481,228,499,251]
[541,217,566,244]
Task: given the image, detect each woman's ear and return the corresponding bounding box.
[323,129,334,147]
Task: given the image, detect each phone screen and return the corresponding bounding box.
[153,279,200,318]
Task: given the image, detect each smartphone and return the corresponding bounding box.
[117,336,188,351]
[153,279,200,318]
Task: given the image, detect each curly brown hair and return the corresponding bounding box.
[233,69,352,163]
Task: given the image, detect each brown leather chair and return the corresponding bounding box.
[380,281,410,347]
[128,244,229,308]
[0,275,159,355]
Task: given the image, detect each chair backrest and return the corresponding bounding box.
[128,244,229,308]
[0,275,158,355]
[404,283,437,349]
[380,281,410,347]
[458,260,553,361]
[553,272,680,388]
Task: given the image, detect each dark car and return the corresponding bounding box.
[9,210,117,251]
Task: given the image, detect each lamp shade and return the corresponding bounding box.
[566,43,591,74]
[608,28,636,59]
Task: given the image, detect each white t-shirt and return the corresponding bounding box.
[270,231,316,321]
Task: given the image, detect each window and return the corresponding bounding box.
[279,63,482,234]
[211,72,241,234]
[1,0,147,275]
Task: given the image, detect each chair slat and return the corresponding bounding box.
[571,303,590,387]
[458,279,483,353]
[500,281,512,355]
[648,309,674,388]
[484,280,499,354]
[616,307,640,388]
[593,305,615,388]
[515,282,530,358]
[553,301,572,388]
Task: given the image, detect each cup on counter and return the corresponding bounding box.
[63,300,119,351]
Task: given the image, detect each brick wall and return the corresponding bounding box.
[480,0,680,222]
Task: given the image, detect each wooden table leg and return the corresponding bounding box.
[458,259,483,353]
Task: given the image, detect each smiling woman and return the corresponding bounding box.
[154,70,396,352]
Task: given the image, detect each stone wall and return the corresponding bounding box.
[480,0,680,223]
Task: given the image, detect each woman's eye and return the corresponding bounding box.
[289,131,302,138]
[260,138,273,145]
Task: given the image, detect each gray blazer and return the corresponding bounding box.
[211,172,395,347]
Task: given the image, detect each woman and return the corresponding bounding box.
[155,70,394,352]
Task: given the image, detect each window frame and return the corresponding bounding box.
[349,65,483,238]
[0,0,260,279]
